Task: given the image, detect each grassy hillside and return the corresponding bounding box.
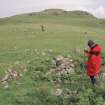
[0,9,105,105]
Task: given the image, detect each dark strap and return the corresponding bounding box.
[90,51,100,56]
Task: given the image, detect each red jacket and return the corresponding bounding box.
[85,44,102,76]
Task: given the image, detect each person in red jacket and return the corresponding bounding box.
[84,40,102,85]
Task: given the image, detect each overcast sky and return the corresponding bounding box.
[0,0,105,18]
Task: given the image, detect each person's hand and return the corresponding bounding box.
[84,49,88,53]
[84,48,88,53]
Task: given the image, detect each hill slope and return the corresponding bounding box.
[0,9,105,105]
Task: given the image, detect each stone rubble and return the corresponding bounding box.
[1,69,21,88]
[46,55,76,96]
[53,55,75,75]
[46,55,76,77]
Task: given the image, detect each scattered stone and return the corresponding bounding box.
[14,61,20,65]
[7,69,19,79]
[1,73,10,82]
[46,55,76,90]
[49,56,75,75]
[67,54,71,58]
[63,90,79,98]
[1,81,9,89]
[1,81,8,85]
[19,73,23,77]
[42,52,46,56]
[34,49,38,52]
[51,88,63,96]
[34,49,40,55]
[4,84,9,89]
[14,46,17,50]
[101,73,105,79]
[25,49,30,52]
[1,69,21,88]
[23,68,27,72]
[26,60,30,64]
[48,49,53,53]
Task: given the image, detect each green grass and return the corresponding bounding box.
[0,10,105,105]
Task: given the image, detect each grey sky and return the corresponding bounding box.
[0,0,105,18]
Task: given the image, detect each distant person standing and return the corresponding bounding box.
[40,24,46,32]
[84,40,102,85]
